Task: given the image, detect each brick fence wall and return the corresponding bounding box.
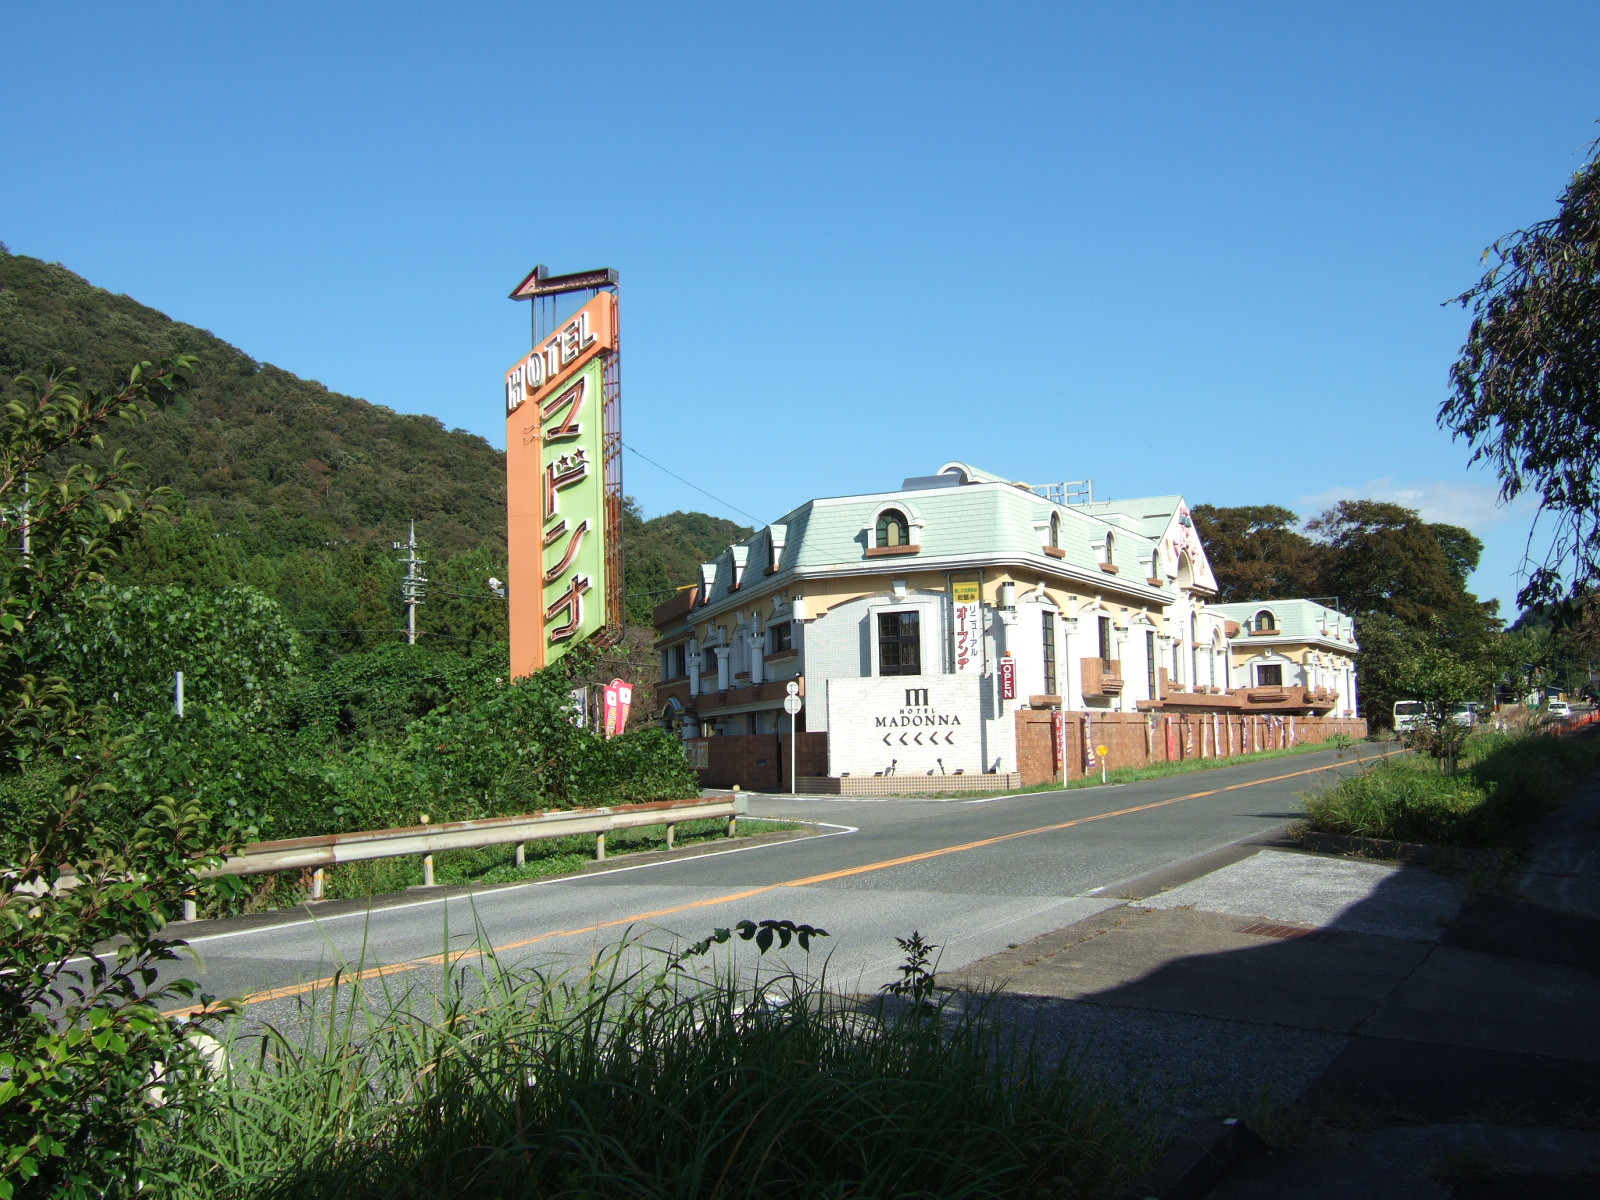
[690,733,830,791]
[1015,710,1369,786]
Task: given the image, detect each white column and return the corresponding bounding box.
[688,645,701,697]
[750,619,765,685]
[1113,627,1129,711]
[715,647,730,692]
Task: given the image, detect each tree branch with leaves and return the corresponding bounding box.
[1441,142,1600,612]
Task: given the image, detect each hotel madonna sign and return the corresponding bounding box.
[504,291,620,675]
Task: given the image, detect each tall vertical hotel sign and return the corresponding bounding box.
[504,271,622,677]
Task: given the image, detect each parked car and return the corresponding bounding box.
[1451,702,1483,728]
[1393,700,1424,735]
[1548,700,1572,720]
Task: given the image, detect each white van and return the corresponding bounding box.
[1393,700,1424,735]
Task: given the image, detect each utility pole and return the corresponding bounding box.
[394,522,426,646]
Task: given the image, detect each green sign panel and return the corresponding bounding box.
[540,355,608,654]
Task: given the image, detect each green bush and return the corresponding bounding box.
[1302,757,1497,845]
[80,656,698,848]
[1301,728,1600,847]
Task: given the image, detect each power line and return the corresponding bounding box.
[622,441,764,526]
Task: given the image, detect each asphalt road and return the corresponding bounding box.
[164,745,1393,1026]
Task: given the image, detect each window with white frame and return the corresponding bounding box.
[877,611,921,675]
[876,509,910,548]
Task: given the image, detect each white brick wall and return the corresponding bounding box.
[828,676,987,777]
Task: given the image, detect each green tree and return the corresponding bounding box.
[0,359,235,1199]
[1307,500,1498,638]
[22,584,299,718]
[1441,143,1600,610]
[415,544,508,654]
[1190,504,1323,602]
[1395,638,1495,773]
[106,501,244,589]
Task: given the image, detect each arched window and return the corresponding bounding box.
[1254,609,1277,632]
[1102,531,1115,565]
[1048,512,1061,550]
[876,508,910,548]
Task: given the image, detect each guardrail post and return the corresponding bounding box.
[727,814,737,839]
[182,897,197,922]
[421,813,435,887]
[311,867,325,901]
[595,832,606,861]
[665,823,675,850]
[515,842,526,868]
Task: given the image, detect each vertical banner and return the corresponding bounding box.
[1184,718,1194,758]
[1083,714,1097,774]
[1289,716,1297,746]
[1166,716,1178,760]
[505,290,621,677]
[1145,715,1155,760]
[602,683,620,738]
[999,656,1017,701]
[952,581,983,674]
[604,678,633,738]
[1052,710,1067,779]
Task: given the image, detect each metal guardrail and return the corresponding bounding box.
[206,793,749,881]
[35,795,753,915]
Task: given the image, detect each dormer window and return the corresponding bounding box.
[877,509,910,547]
[765,524,787,574]
[1254,609,1277,632]
[1042,511,1066,559]
[1099,531,1119,573]
[866,504,920,557]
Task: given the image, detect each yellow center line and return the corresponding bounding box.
[168,748,1397,1016]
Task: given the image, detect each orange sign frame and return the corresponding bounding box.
[505,292,620,678]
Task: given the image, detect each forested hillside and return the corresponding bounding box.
[0,247,505,555]
[0,245,747,654]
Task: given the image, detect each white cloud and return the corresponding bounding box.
[1294,477,1535,531]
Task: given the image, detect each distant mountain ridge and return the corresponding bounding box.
[0,246,506,555]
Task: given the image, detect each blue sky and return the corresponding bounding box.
[4,2,1597,616]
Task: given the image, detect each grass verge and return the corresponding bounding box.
[1300,728,1600,848]
[225,817,803,914]
[140,934,1154,1199]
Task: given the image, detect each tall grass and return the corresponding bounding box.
[1300,728,1600,848]
[141,937,1151,1199]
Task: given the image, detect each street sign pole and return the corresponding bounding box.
[784,681,803,796]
